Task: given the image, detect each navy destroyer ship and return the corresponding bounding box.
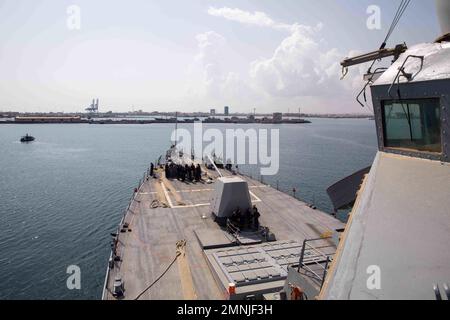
[102,0,450,300]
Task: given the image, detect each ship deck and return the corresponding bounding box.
[103,166,344,300]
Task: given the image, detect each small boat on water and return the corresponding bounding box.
[20,134,35,143]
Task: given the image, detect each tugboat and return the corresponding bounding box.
[20,134,35,143]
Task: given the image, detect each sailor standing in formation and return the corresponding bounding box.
[164,162,202,182]
[253,205,260,230]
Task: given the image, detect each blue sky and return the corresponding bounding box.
[0,0,440,113]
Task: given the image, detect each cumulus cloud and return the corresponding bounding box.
[250,24,352,98]
[194,31,226,98]
[189,31,255,104]
[199,7,364,111]
[196,31,226,60]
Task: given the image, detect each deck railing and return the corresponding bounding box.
[102,163,151,299]
[297,237,334,289]
[226,219,241,238]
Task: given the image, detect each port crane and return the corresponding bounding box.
[85,98,99,113]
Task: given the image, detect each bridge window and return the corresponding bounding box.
[382,99,441,153]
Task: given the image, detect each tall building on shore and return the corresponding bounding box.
[224,106,229,116]
[210,109,216,116]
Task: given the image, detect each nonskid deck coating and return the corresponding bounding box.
[103,167,344,300]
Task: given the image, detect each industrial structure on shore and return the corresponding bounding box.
[85,98,99,113]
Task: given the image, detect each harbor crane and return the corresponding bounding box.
[85,98,99,113]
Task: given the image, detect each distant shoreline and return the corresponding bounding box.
[0,112,374,124]
[0,117,375,125]
[0,118,314,125]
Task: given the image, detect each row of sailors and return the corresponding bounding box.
[230,205,261,231]
[165,162,202,181]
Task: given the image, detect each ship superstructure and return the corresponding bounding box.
[320,0,450,300]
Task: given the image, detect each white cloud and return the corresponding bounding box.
[199,7,365,112]
[207,7,291,31]
[196,31,226,57]
[193,31,226,99]
[187,30,261,108]
[249,24,354,98]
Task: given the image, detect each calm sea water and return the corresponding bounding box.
[0,119,377,299]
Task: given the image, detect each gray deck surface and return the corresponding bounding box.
[321,152,450,300]
[103,167,343,300]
